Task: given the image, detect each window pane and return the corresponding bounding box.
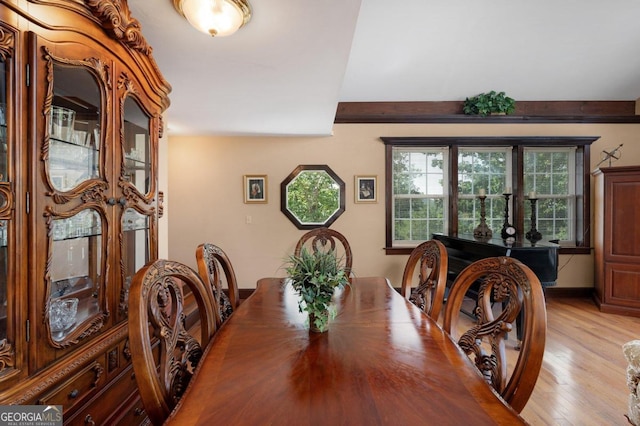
[524,148,575,242]
[458,149,507,196]
[395,198,410,218]
[392,148,446,244]
[394,219,410,240]
[458,148,510,235]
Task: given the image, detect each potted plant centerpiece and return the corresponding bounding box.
[463,91,516,116]
[285,247,349,332]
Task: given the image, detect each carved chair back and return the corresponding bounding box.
[294,228,353,279]
[442,256,547,413]
[128,259,218,426]
[196,243,240,327]
[400,239,448,321]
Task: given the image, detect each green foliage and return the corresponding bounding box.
[287,171,340,224]
[462,91,515,116]
[285,247,349,332]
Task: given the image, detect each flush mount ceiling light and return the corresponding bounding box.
[172,0,251,37]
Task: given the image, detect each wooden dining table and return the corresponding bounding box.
[165,277,526,425]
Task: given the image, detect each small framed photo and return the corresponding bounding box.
[355,175,377,203]
[244,175,268,203]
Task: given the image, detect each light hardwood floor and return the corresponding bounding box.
[515,297,639,425]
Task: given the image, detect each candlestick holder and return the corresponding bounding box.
[525,198,542,243]
[500,192,516,240]
[473,195,493,239]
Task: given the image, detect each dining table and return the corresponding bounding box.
[165,277,527,425]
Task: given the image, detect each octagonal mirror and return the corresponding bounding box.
[281,165,345,230]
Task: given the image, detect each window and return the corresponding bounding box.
[382,137,597,254]
[457,147,512,235]
[523,147,576,243]
[392,148,448,245]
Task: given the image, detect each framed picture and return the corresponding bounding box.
[355,175,377,203]
[244,175,268,203]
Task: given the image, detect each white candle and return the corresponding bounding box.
[529,191,536,199]
[478,188,486,196]
[505,187,512,194]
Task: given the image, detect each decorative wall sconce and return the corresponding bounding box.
[172,0,251,37]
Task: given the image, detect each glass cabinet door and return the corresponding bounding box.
[119,208,149,321]
[42,51,109,347]
[49,210,103,342]
[0,53,8,348]
[122,97,150,195]
[48,64,101,193]
[118,95,154,321]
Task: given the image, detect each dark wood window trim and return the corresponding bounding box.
[382,136,599,256]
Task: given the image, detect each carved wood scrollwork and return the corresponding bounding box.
[85,0,152,55]
[91,362,104,387]
[118,278,129,319]
[41,46,111,204]
[0,182,14,219]
[453,258,526,392]
[0,27,14,61]
[108,348,119,373]
[442,255,547,413]
[144,265,203,406]
[0,339,15,372]
[122,338,131,362]
[408,249,438,311]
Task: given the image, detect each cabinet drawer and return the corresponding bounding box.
[108,392,147,426]
[65,363,139,426]
[38,360,105,412]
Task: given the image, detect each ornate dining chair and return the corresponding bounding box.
[128,259,218,426]
[294,228,353,279]
[442,256,547,413]
[195,243,240,327]
[400,239,448,321]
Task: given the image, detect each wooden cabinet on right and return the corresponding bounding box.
[593,166,640,316]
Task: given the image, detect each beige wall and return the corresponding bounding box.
[164,122,640,290]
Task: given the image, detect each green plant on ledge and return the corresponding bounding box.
[285,247,349,332]
[463,91,516,116]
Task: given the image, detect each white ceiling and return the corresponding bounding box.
[128,0,640,137]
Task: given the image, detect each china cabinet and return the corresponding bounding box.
[593,167,640,317]
[0,0,169,423]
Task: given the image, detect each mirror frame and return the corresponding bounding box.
[280,164,345,230]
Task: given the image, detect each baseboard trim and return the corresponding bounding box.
[239,288,255,301]
[544,287,594,299]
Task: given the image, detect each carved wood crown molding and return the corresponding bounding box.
[85,0,152,55]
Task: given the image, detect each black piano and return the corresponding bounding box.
[432,233,559,341]
[432,233,559,287]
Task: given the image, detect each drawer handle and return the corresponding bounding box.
[84,415,95,425]
[68,389,79,399]
[134,407,144,416]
